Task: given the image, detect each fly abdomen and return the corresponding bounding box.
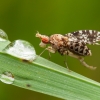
[67,41,92,56]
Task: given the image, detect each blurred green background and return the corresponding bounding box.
[0,0,100,100]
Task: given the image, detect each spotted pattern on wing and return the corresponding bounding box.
[65,30,100,44]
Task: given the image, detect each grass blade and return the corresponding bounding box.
[0,40,100,100]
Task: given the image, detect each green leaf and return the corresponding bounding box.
[0,40,100,100]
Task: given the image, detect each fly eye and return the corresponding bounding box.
[42,37,49,43]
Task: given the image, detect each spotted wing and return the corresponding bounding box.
[65,30,100,45]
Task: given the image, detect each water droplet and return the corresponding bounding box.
[3,40,36,62]
[0,72,14,84]
[0,29,8,41]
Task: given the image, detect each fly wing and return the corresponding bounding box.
[65,30,100,45]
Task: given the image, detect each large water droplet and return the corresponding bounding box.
[0,29,8,41]
[0,72,14,84]
[3,40,36,62]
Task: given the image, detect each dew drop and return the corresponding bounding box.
[0,29,8,41]
[3,40,36,62]
[0,72,14,84]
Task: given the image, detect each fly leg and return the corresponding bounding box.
[37,46,56,58]
[64,53,71,72]
[36,48,47,59]
[67,51,96,70]
[79,57,96,70]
